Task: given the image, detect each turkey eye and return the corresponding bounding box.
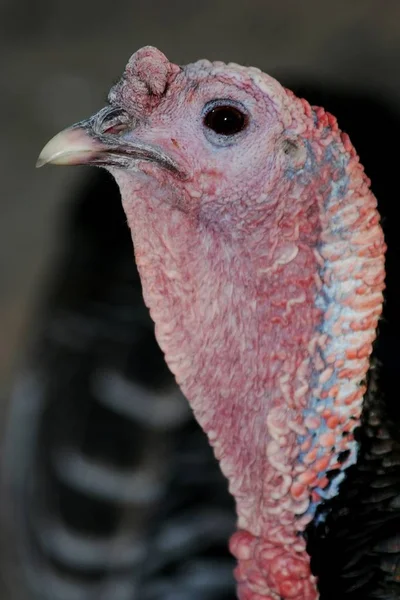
[203,105,248,135]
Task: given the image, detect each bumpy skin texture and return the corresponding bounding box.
[40,48,386,599]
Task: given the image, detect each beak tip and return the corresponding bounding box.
[36,124,102,169]
[36,156,46,168]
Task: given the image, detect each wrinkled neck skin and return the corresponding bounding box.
[111,134,385,599]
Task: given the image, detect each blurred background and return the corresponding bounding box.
[1,1,400,599]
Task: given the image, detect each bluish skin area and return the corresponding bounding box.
[293,134,357,524]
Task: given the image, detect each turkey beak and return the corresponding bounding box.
[36,121,105,168]
[36,107,184,177]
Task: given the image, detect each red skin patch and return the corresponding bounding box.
[230,530,316,599]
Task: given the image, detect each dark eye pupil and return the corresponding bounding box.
[204,106,247,135]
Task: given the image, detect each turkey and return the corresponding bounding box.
[2,46,400,600]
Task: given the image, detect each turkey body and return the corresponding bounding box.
[2,86,400,600]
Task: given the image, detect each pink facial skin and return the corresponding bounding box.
[38,47,386,599]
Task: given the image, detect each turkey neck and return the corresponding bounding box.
[111,137,385,598]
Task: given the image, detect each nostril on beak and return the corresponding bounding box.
[97,107,132,136]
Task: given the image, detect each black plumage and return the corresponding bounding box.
[1,171,235,600]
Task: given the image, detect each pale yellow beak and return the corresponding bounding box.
[37,111,185,177]
[36,125,106,168]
